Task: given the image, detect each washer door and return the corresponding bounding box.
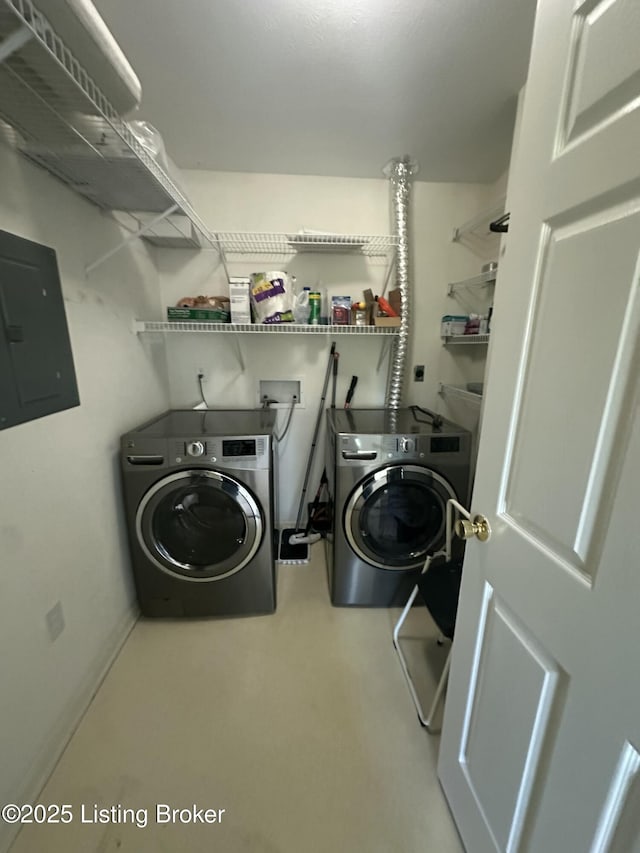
[136,470,263,581]
[344,464,457,570]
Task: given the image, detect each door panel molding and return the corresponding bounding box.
[460,586,565,852]
[503,203,640,582]
[591,740,640,853]
[560,0,640,151]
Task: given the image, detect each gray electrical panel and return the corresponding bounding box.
[0,230,79,430]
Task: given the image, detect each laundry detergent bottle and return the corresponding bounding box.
[293,287,311,324]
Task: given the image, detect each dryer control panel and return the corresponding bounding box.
[336,432,465,466]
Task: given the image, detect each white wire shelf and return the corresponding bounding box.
[215,232,398,257]
[438,384,483,404]
[452,199,506,245]
[447,269,497,295]
[0,0,215,252]
[134,321,400,335]
[442,334,490,345]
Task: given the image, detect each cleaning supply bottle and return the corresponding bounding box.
[308,291,322,325]
[294,287,311,324]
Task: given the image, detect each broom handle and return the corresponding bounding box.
[294,342,336,531]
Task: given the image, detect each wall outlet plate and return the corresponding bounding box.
[414,365,425,382]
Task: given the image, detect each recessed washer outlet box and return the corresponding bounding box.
[259,379,302,409]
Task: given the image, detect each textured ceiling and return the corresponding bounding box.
[94,0,537,183]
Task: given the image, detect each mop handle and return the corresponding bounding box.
[331,351,339,409]
[294,342,337,531]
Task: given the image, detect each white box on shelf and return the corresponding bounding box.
[440,315,468,336]
[229,277,252,324]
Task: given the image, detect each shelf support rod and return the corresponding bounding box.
[214,234,231,283]
[86,204,179,274]
[379,248,397,298]
[0,26,33,63]
[376,338,392,373]
[231,335,245,371]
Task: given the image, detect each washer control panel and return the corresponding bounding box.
[171,436,269,469]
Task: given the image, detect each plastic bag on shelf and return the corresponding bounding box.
[126,120,189,197]
[249,272,295,324]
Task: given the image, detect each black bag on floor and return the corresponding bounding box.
[416,554,464,640]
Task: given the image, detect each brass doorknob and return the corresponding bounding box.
[455,514,491,542]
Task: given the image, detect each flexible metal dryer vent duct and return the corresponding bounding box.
[383,156,418,411]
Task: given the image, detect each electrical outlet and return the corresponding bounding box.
[46,601,65,642]
[414,365,425,382]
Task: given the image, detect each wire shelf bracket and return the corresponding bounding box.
[376,337,394,373]
[87,204,179,273]
[0,21,31,61]
[452,199,506,246]
[447,269,497,296]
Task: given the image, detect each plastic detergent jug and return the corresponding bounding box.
[294,287,311,324]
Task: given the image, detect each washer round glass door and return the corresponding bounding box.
[136,470,263,581]
[344,464,456,570]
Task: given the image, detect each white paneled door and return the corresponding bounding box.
[438,0,640,850]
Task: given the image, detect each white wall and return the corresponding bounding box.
[434,93,524,461]
[433,169,508,456]
[0,145,170,853]
[156,170,497,523]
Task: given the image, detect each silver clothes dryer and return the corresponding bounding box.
[325,408,471,606]
[120,409,277,617]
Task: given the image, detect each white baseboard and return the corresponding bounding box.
[1,606,139,853]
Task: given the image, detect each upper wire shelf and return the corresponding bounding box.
[134,321,400,335]
[438,384,483,404]
[214,232,398,257]
[0,0,215,253]
[442,334,490,345]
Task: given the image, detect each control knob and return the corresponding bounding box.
[186,440,205,457]
[399,437,415,453]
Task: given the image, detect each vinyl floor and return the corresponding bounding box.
[10,545,462,853]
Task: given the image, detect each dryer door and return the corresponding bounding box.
[136,470,263,581]
[344,464,456,570]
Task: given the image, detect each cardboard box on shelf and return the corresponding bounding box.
[363,287,402,326]
[363,289,376,325]
[388,288,402,316]
[229,277,252,324]
[374,316,401,327]
[167,307,230,322]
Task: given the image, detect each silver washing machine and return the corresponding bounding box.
[120,409,277,617]
[325,408,471,606]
